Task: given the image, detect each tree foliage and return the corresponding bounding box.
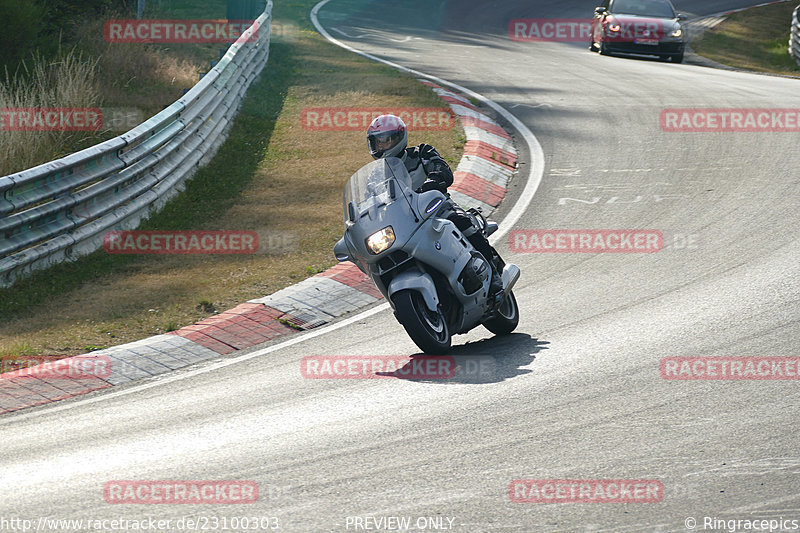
[1,0,130,71]
[0,0,44,71]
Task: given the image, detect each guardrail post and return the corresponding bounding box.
[791,5,800,66]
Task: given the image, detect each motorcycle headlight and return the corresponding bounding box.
[671,28,682,38]
[366,226,395,254]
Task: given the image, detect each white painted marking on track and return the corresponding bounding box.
[330,26,369,38]
[548,168,582,176]
[330,26,414,43]
[724,493,800,514]
[511,103,553,109]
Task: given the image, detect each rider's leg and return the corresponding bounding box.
[444,204,503,298]
[468,231,503,298]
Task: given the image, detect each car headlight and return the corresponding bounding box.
[608,23,621,32]
[671,28,682,38]
[366,226,395,254]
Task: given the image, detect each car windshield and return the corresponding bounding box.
[342,157,412,222]
[611,0,675,18]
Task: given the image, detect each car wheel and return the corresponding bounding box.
[672,53,684,64]
[589,41,599,52]
[599,42,612,56]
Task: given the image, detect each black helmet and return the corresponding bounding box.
[367,114,408,159]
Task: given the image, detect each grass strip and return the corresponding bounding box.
[692,2,800,75]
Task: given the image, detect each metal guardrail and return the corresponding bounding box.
[0,3,273,288]
[791,5,800,66]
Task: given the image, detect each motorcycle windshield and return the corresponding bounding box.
[343,157,413,223]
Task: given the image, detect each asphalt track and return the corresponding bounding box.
[2,1,800,532]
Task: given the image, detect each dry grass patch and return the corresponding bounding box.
[0,11,214,176]
[0,50,101,176]
[71,13,207,113]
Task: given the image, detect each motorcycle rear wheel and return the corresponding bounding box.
[393,290,451,354]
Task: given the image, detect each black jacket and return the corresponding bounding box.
[403,143,454,192]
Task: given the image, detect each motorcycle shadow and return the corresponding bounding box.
[376,333,549,385]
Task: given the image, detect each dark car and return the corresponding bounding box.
[590,0,687,63]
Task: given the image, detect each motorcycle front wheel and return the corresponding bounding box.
[393,289,451,354]
[482,290,519,335]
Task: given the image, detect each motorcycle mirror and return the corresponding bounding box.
[334,237,351,262]
[348,202,356,222]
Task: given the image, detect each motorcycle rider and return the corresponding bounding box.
[366,113,504,302]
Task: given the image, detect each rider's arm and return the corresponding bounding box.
[418,144,454,192]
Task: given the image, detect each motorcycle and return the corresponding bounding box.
[333,157,520,354]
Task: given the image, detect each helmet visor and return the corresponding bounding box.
[368,130,404,158]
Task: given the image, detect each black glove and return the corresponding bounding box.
[415,179,442,193]
[424,164,453,189]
